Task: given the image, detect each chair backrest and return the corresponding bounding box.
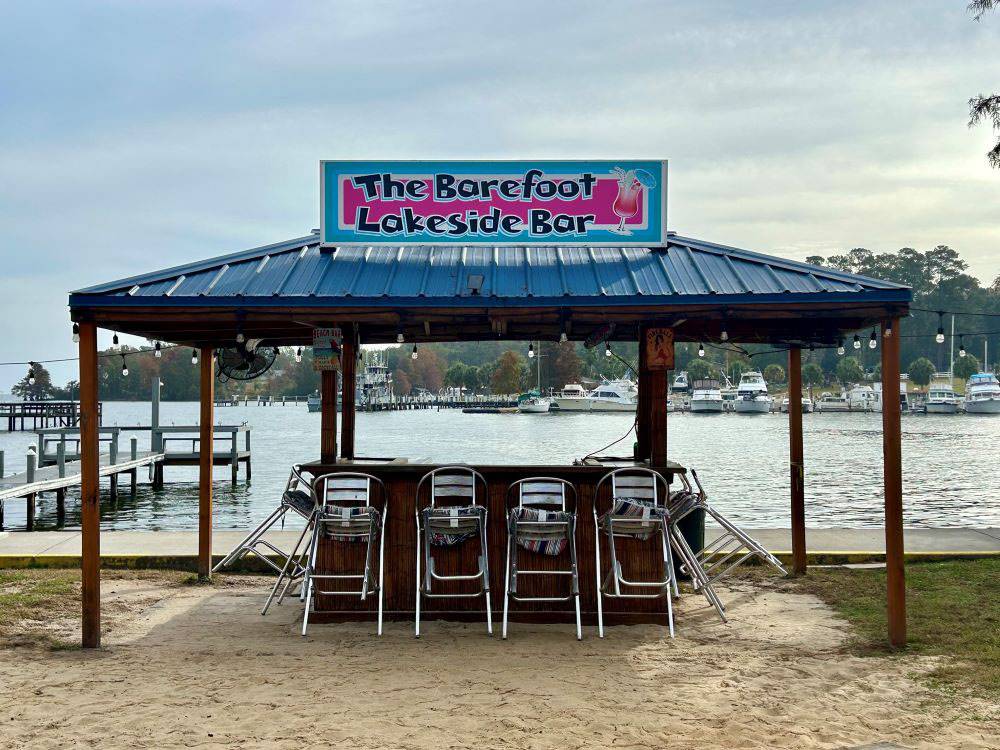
[314,472,382,510]
[508,477,575,513]
[285,464,311,494]
[594,468,669,515]
[418,466,485,509]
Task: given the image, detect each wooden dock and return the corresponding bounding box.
[0,400,103,431]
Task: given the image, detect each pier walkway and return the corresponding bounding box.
[0,527,996,570]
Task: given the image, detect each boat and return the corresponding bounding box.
[964,372,1000,414]
[357,352,394,408]
[846,385,877,412]
[814,392,850,412]
[925,377,959,414]
[552,379,637,412]
[689,379,724,414]
[518,342,552,413]
[780,396,814,413]
[873,379,909,413]
[671,371,689,395]
[734,371,772,414]
[306,391,321,412]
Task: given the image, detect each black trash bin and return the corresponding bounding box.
[673,507,705,579]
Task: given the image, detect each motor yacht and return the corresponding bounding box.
[689,379,724,414]
[734,371,772,414]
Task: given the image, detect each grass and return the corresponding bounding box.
[786,558,1000,697]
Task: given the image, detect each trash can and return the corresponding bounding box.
[674,507,705,579]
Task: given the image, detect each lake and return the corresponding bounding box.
[0,400,997,531]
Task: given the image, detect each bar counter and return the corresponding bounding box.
[300,457,685,626]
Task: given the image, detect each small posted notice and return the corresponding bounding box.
[312,327,343,371]
[645,328,675,371]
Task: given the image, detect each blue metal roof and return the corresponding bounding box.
[69,232,911,309]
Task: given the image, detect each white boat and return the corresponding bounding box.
[734,371,772,414]
[552,379,637,412]
[846,385,877,412]
[965,372,1000,414]
[780,396,814,413]
[689,379,724,414]
[306,391,321,412]
[925,378,959,414]
[815,392,850,412]
[873,379,909,413]
[672,371,689,395]
[518,395,551,413]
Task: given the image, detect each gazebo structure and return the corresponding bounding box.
[69,232,911,647]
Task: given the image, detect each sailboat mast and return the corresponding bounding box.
[536,340,541,391]
[950,315,955,386]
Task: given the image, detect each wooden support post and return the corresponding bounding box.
[881,319,906,647]
[245,429,252,482]
[788,347,806,575]
[635,330,651,461]
[79,321,101,648]
[341,335,357,460]
[649,366,668,468]
[321,369,338,463]
[230,431,239,485]
[198,347,214,580]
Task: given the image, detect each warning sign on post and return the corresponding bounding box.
[312,327,343,371]
[644,328,675,371]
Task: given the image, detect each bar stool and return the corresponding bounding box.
[214,465,315,597]
[415,467,491,637]
[593,467,679,638]
[300,472,387,636]
[503,477,581,640]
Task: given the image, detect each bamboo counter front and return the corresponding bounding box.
[300,458,685,626]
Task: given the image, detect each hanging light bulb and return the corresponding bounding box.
[720,328,728,342]
[121,355,128,377]
[191,349,198,365]
[295,347,303,363]
[853,334,861,350]
[559,330,568,343]
[527,343,535,359]
[935,312,945,344]
[959,336,966,358]
[698,343,705,357]
[154,341,162,358]
[605,341,612,358]
[112,333,119,346]
[396,330,404,344]
[884,321,892,338]
[236,331,245,344]
[411,344,418,360]
[868,329,877,349]
[27,364,35,386]
[837,339,845,356]
[72,323,80,343]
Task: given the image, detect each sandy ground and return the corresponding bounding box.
[0,576,996,750]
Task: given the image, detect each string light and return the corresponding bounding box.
[396,330,404,344]
[698,343,705,357]
[236,331,245,344]
[121,355,128,377]
[936,312,945,344]
[527,343,535,359]
[411,344,418,360]
[559,330,568,343]
[295,347,302,363]
[837,339,845,356]
[605,341,612,358]
[884,321,892,338]
[154,341,162,358]
[191,349,198,365]
[720,328,728,342]
[72,323,80,343]
[112,333,119,346]
[959,336,966,358]
[27,364,35,386]
[853,334,861,350]
[868,329,877,349]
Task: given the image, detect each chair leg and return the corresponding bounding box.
[570,521,582,640]
[662,525,675,639]
[301,523,321,637]
[214,505,285,573]
[262,512,312,616]
[415,520,422,638]
[662,520,680,598]
[594,515,604,638]
[377,518,386,637]
[480,518,492,636]
[502,533,512,640]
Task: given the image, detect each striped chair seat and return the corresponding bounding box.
[667,490,699,520]
[599,496,669,541]
[509,507,573,556]
[283,489,315,519]
[422,505,485,546]
[320,506,381,541]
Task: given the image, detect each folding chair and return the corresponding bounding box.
[671,469,786,586]
[214,465,316,604]
[503,477,581,640]
[415,467,491,637]
[300,472,387,636]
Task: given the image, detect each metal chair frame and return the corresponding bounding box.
[414,466,491,637]
[502,477,581,640]
[300,472,388,636]
[672,470,786,585]
[214,465,315,592]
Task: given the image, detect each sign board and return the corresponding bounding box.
[644,328,675,371]
[312,327,343,371]
[321,160,667,247]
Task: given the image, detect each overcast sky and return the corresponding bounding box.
[1,0,998,391]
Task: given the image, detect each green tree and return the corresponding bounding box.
[907,357,936,389]
[11,363,56,400]
[968,1,999,167]
[802,362,825,398]
[953,353,981,381]
[462,365,481,393]
[686,358,717,382]
[763,363,785,385]
[490,350,526,394]
[445,362,469,389]
[835,356,864,387]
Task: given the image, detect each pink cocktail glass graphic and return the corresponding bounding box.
[609,167,656,235]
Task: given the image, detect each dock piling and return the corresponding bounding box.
[130,436,138,495]
[26,448,36,531]
[109,434,119,499]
